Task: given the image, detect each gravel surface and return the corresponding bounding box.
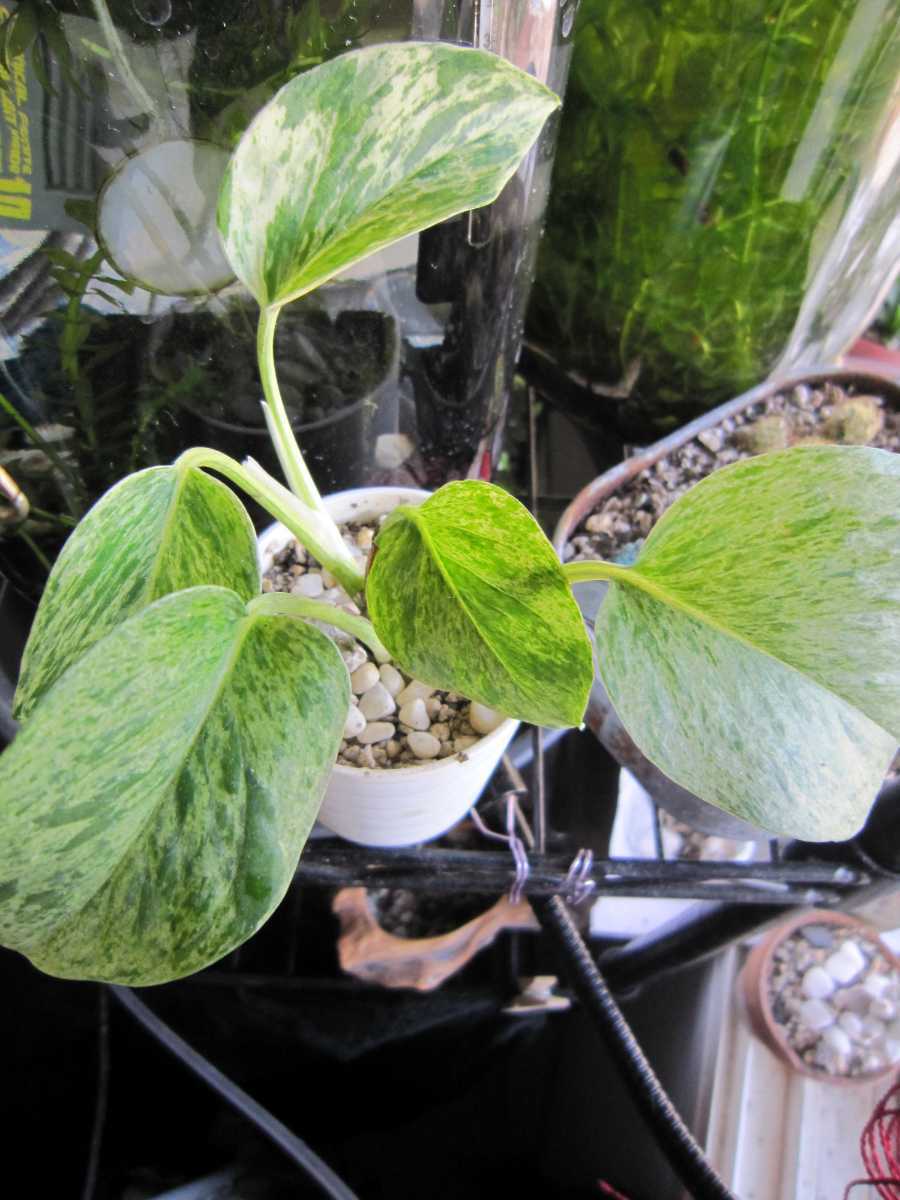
[767,923,900,1078]
[262,518,505,770]
[564,382,900,566]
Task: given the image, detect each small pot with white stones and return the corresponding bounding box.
[739,908,900,1085]
[552,366,900,840]
[259,486,519,847]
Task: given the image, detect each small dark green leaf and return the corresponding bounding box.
[366,481,593,728]
[15,465,259,719]
[218,42,559,308]
[0,587,348,984]
[595,445,900,840]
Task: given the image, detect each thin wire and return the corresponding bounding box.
[80,986,110,1200]
[109,986,360,1200]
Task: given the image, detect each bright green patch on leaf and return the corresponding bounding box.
[14,465,259,720]
[218,42,559,308]
[0,586,348,984]
[366,481,593,728]
[594,445,900,840]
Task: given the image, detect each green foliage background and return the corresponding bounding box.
[529,0,900,434]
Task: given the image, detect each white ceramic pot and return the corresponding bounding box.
[258,486,519,847]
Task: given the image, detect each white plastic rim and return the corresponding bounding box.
[258,485,520,847]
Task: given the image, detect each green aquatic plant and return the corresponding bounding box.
[0,42,898,987]
[529,0,900,433]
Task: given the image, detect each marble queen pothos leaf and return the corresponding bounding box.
[0,586,348,984]
[14,465,259,720]
[217,42,559,309]
[366,481,594,728]
[594,445,900,840]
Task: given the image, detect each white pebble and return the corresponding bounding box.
[863,1051,886,1073]
[798,999,835,1032]
[864,974,893,1000]
[860,1015,887,1044]
[885,1039,900,1065]
[469,703,504,736]
[833,985,870,1014]
[822,1025,852,1056]
[379,664,404,697]
[357,721,394,745]
[397,679,435,706]
[342,645,368,674]
[321,569,336,588]
[814,1041,848,1075]
[350,662,379,694]
[407,731,441,759]
[322,587,344,604]
[292,571,324,598]
[802,966,835,1001]
[358,682,396,722]
[825,941,867,984]
[343,706,366,739]
[398,698,430,731]
[838,1011,864,1040]
[355,527,373,551]
[374,432,414,469]
[425,697,442,718]
[871,997,897,1022]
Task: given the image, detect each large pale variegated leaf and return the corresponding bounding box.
[0,586,348,984]
[594,445,900,840]
[218,42,559,308]
[366,481,593,728]
[14,465,258,720]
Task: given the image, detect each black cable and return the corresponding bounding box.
[534,895,737,1200]
[81,986,111,1200]
[109,986,360,1200]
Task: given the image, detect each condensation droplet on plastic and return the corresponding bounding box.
[561,2,576,38]
[132,0,172,27]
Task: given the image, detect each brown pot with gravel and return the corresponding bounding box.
[739,909,900,1085]
[259,487,519,847]
[553,367,900,839]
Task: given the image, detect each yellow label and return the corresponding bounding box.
[0,4,33,221]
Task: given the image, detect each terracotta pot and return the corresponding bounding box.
[332,887,538,991]
[259,486,519,848]
[738,908,900,1086]
[552,365,900,840]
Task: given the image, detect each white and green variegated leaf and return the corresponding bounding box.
[218,42,559,308]
[594,445,900,841]
[0,586,348,985]
[14,465,259,720]
[366,481,593,728]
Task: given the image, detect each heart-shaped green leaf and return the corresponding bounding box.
[594,445,900,840]
[14,465,259,720]
[218,42,559,308]
[0,586,348,984]
[366,481,593,728]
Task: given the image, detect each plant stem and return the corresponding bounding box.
[257,305,322,508]
[247,591,391,663]
[17,527,51,573]
[175,446,365,596]
[563,559,632,586]
[0,389,84,513]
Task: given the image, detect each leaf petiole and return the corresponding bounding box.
[175,447,365,597]
[247,591,391,663]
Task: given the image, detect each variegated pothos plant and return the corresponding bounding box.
[1,43,899,986]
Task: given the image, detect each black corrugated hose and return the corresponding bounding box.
[534,895,738,1200]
